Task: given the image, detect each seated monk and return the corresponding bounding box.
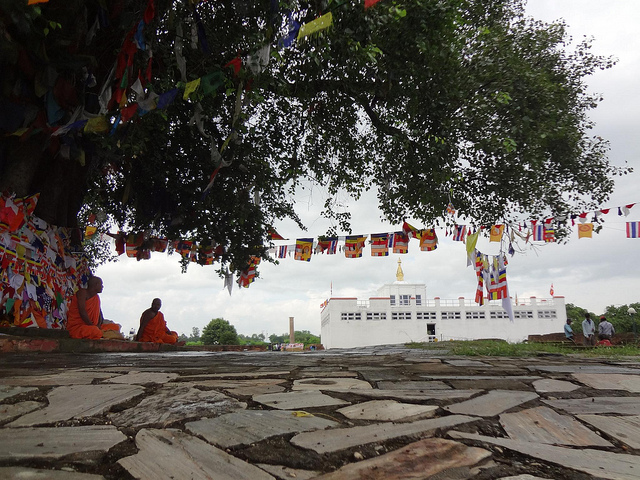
[136,298,178,344]
[66,277,123,340]
[66,277,105,340]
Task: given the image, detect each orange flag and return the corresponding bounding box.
[578,223,593,239]
[489,225,504,242]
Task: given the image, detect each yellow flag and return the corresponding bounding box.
[490,225,504,242]
[183,78,201,100]
[84,117,109,134]
[85,226,98,239]
[578,223,593,239]
[297,12,333,40]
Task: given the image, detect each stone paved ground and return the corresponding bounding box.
[1,346,640,479]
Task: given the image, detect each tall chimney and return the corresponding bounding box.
[289,317,295,343]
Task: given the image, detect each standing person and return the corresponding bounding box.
[582,312,596,346]
[66,277,105,339]
[136,298,178,344]
[564,319,575,342]
[598,316,615,341]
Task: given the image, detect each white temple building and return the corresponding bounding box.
[320,259,566,349]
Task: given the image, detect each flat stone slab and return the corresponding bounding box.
[377,380,451,390]
[179,371,290,380]
[8,384,144,427]
[313,437,491,480]
[292,378,372,391]
[118,429,275,480]
[348,388,481,402]
[0,385,37,401]
[0,425,126,462]
[186,410,338,448]
[447,379,530,391]
[578,415,640,449]
[109,382,245,428]
[543,397,640,415]
[298,370,359,378]
[450,431,640,480]
[0,467,105,479]
[532,379,580,393]
[444,359,492,367]
[0,371,119,386]
[528,365,640,375]
[337,400,438,422]
[421,376,541,381]
[291,414,476,454]
[257,464,320,480]
[445,390,538,417]
[104,371,179,384]
[572,373,640,393]
[500,406,612,447]
[180,378,287,396]
[351,368,410,382]
[253,391,350,410]
[0,401,44,424]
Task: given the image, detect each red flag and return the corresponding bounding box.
[550,283,554,296]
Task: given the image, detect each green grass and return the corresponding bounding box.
[406,340,640,357]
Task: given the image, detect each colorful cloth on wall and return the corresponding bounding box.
[0,193,91,329]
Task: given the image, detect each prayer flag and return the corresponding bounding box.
[277,245,288,258]
[316,237,338,254]
[550,283,554,296]
[627,221,640,238]
[402,221,419,239]
[364,0,382,8]
[531,224,545,242]
[370,233,389,257]
[489,225,504,242]
[294,238,313,261]
[268,229,286,240]
[84,116,109,134]
[452,225,467,242]
[237,257,260,287]
[392,232,409,254]
[446,202,456,215]
[578,223,593,239]
[419,229,438,251]
[183,78,201,100]
[84,226,97,239]
[297,12,332,40]
[345,235,366,258]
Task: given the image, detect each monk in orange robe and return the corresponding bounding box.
[66,277,105,340]
[136,298,178,344]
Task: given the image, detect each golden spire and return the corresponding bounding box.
[396,258,404,282]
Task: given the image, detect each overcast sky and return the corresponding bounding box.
[97,1,640,339]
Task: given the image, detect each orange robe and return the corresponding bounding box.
[139,312,178,344]
[66,294,103,340]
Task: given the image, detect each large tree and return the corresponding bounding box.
[0,0,626,278]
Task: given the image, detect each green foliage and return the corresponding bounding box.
[269,330,320,346]
[1,0,630,278]
[201,318,239,345]
[238,333,267,345]
[602,303,640,334]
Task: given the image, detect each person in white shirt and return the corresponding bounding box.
[582,312,596,346]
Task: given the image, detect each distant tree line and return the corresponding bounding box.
[179,320,321,347]
[566,303,640,335]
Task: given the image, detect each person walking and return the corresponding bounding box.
[582,312,596,346]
